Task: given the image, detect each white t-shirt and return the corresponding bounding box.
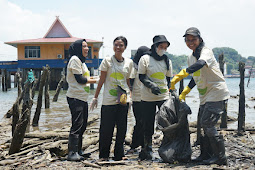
[130,63,142,102]
[99,55,133,105]
[188,46,230,105]
[138,55,173,102]
[66,55,90,102]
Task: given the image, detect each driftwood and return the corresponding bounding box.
[96,160,128,165]
[25,132,69,140]
[20,139,53,152]
[53,74,65,102]
[82,160,101,168]
[48,136,99,157]
[32,66,48,126]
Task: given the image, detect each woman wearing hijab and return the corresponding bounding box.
[90,36,133,161]
[127,46,150,154]
[138,35,173,160]
[170,27,229,165]
[66,39,99,161]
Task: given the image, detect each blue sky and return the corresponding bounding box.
[0,0,255,61]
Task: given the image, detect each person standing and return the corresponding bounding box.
[138,35,173,160]
[90,36,133,161]
[171,27,230,165]
[127,46,150,154]
[66,39,99,161]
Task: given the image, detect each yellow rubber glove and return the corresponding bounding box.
[179,86,191,101]
[170,69,189,90]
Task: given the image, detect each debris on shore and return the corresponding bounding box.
[1,115,255,169]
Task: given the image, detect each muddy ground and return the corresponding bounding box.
[0,117,255,170]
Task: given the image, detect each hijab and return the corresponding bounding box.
[133,46,150,70]
[151,44,170,70]
[69,39,87,63]
[192,40,205,60]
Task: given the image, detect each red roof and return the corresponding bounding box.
[4,17,102,47]
[5,37,101,47]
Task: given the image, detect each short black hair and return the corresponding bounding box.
[113,36,128,47]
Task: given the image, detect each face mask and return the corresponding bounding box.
[156,47,166,56]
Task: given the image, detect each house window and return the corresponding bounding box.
[25,46,40,58]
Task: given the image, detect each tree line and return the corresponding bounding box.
[165,47,255,75]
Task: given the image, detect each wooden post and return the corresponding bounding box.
[11,102,20,136]
[9,82,32,154]
[7,71,11,89]
[1,69,5,91]
[14,72,17,88]
[32,66,48,126]
[44,66,50,109]
[219,53,227,129]
[53,73,65,102]
[16,72,22,97]
[22,81,33,133]
[4,69,8,91]
[238,62,245,134]
[31,78,39,99]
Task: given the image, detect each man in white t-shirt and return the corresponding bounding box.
[170,27,229,165]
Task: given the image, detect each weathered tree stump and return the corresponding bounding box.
[1,69,7,92]
[11,102,20,136]
[9,106,30,154]
[9,82,33,154]
[238,62,245,134]
[31,78,39,99]
[16,72,22,96]
[32,66,48,126]
[219,53,227,128]
[53,74,65,102]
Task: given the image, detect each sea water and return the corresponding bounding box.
[0,78,254,131]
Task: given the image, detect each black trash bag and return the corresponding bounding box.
[156,91,192,163]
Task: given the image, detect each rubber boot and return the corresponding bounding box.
[203,135,227,165]
[67,135,84,161]
[139,137,153,160]
[78,135,91,158]
[193,135,213,162]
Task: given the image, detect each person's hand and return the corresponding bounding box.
[88,77,100,84]
[151,86,161,95]
[89,98,98,111]
[179,86,191,102]
[171,69,189,90]
[94,78,100,84]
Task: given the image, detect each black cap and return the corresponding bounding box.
[152,35,170,47]
[183,27,201,37]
